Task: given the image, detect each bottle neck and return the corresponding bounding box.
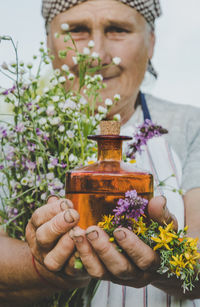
[97,139,122,161]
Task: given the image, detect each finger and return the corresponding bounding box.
[43,233,75,271]
[148,195,178,231]
[31,198,74,228]
[26,222,45,264]
[113,228,160,271]
[70,226,108,279]
[85,226,138,280]
[36,209,79,248]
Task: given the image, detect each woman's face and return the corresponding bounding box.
[47,0,155,120]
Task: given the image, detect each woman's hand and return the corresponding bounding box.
[70,196,178,288]
[25,196,90,287]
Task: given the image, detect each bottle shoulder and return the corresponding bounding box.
[69,161,152,176]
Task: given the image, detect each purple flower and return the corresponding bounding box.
[43,134,49,141]
[15,123,25,133]
[26,160,36,170]
[2,85,16,95]
[27,142,36,152]
[2,89,9,95]
[6,206,18,218]
[113,190,148,228]
[36,128,42,136]
[50,158,58,166]
[0,165,4,169]
[61,162,67,168]
[27,102,33,111]
[6,146,15,160]
[127,119,168,159]
[0,126,7,138]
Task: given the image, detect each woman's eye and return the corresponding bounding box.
[106,26,128,33]
[70,26,89,33]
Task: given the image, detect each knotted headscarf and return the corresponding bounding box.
[42,0,161,33]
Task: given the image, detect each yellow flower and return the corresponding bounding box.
[87,160,95,165]
[133,217,148,236]
[98,215,114,230]
[129,159,136,164]
[151,222,178,251]
[170,254,187,276]
[185,237,199,250]
[184,250,200,270]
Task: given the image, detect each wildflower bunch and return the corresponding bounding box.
[0,32,120,239]
[98,190,200,292]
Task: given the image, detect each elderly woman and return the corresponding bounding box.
[1,0,200,306]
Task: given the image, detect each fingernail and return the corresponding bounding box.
[74,235,83,243]
[86,230,98,241]
[60,200,70,211]
[75,251,80,258]
[114,229,126,241]
[64,210,74,223]
[47,194,59,202]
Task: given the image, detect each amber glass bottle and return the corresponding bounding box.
[65,121,153,229]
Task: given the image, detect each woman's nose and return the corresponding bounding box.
[90,33,112,66]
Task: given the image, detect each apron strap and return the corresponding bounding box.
[140,92,151,121]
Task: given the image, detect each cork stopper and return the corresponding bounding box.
[100,120,121,135]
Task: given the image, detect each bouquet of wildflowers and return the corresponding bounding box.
[0,34,120,239]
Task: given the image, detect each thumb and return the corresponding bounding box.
[148,195,178,232]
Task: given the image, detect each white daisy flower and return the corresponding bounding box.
[54,68,61,76]
[51,117,60,125]
[52,96,60,102]
[105,98,113,106]
[67,130,74,138]
[68,73,75,80]
[114,94,121,101]
[98,106,107,114]
[41,193,47,201]
[72,56,78,65]
[83,47,90,55]
[46,105,55,116]
[58,76,66,83]
[112,57,121,65]
[91,52,99,59]
[88,40,95,48]
[46,172,54,180]
[61,64,69,72]
[39,118,47,125]
[69,154,78,163]
[61,23,69,31]
[113,113,121,121]
[38,157,43,164]
[59,125,65,132]
[59,189,65,197]
[21,177,28,186]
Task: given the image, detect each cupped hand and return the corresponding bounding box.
[26,196,90,283]
[70,195,178,287]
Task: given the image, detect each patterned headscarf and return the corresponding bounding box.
[42,0,161,33]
